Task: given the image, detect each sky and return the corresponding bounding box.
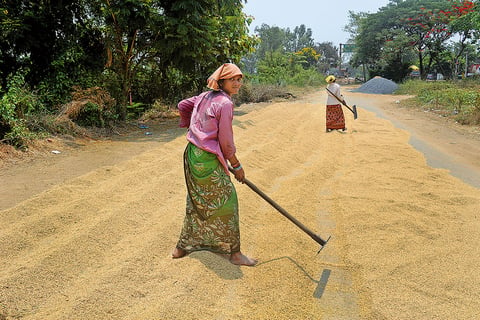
[243,0,392,46]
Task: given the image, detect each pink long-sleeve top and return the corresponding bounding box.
[178,90,236,174]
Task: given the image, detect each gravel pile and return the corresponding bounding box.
[354,76,398,94]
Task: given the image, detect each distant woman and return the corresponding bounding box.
[325,75,347,132]
[172,63,257,266]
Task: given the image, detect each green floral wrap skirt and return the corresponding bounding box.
[176,143,240,254]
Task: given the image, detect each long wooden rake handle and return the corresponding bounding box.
[326,87,358,120]
[230,167,331,252]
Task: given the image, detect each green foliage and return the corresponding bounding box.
[36,44,103,108]
[1,71,42,117]
[255,52,292,85]
[289,68,324,87]
[1,0,258,127]
[285,24,315,52]
[251,23,316,59]
[349,0,479,80]
[0,0,105,109]
[74,102,104,127]
[126,102,147,120]
[295,47,321,69]
[252,51,324,87]
[58,86,117,129]
[398,79,480,125]
[98,0,259,112]
[314,42,339,73]
[247,24,325,87]
[160,66,196,104]
[251,24,287,60]
[235,82,280,104]
[0,71,42,147]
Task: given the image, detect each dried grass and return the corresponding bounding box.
[57,86,116,121]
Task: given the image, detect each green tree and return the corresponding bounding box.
[100,0,257,118]
[314,42,339,73]
[295,47,320,69]
[246,24,324,86]
[0,0,105,104]
[99,0,156,119]
[248,23,320,73]
[446,1,478,76]
[1,0,257,122]
[154,0,258,99]
[348,8,391,72]
[348,0,478,80]
[253,24,287,60]
[285,24,315,52]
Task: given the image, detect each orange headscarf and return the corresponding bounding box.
[207,63,243,91]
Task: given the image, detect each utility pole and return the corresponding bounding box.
[465,52,468,78]
[339,43,343,76]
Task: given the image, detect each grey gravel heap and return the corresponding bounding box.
[354,76,398,94]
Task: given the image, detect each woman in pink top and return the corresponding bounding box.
[172,63,257,266]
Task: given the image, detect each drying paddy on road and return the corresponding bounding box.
[1,90,479,319]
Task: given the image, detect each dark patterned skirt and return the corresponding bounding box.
[176,143,241,254]
[326,104,345,130]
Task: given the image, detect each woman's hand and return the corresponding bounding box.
[228,157,245,183]
[233,167,245,183]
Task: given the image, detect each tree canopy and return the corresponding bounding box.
[347,0,480,80]
[1,0,479,147]
[0,0,257,118]
[243,23,338,82]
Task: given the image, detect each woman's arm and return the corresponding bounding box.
[177,96,196,128]
[217,99,245,182]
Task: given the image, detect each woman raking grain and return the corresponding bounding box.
[172,63,257,266]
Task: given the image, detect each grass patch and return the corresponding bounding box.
[235,82,297,105]
[397,79,480,125]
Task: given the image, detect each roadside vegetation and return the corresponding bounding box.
[348,0,480,82]
[397,79,480,125]
[0,1,329,150]
[1,0,479,153]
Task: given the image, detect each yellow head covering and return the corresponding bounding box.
[207,63,243,91]
[325,75,336,83]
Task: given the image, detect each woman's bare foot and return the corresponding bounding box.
[172,247,187,259]
[229,252,258,266]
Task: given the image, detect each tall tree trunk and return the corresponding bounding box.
[418,51,425,80]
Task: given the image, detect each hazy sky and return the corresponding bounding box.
[243,0,391,45]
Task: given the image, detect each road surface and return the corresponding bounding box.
[1,90,479,319]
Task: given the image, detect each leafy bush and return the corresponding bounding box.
[235,81,290,105]
[289,68,324,87]
[0,71,42,147]
[397,79,480,125]
[57,86,117,128]
[456,91,480,125]
[396,79,451,96]
[139,100,178,122]
[253,51,324,87]
[127,102,148,119]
